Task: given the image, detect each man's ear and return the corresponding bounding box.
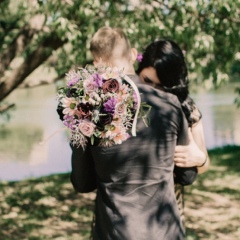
[130,48,138,63]
[93,57,103,67]
[93,60,98,67]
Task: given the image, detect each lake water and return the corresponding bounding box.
[192,84,240,149]
[0,83,240,181]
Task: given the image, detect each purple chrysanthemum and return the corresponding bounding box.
[92,73,103,87]
[63,114,77,130]
[103,98,117,113]
[67,77,79,88]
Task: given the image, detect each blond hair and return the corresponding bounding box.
[90,27,132,62]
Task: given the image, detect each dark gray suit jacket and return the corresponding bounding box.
[70,84,190,240]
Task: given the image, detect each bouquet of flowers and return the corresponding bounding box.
[57,65,150,148]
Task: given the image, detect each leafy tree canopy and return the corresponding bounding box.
[0,0,239,103]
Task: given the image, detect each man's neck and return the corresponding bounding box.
[111,59,136,75]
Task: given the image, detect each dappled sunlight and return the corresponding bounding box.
[0,173,94,239]
[203,174,240,193]
[36,196,58,207]
[0,147,240,239]
[184,146,240,239]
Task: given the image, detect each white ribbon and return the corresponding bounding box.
[123,75,141,136]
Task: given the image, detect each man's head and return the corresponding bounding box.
[90,27,137,72]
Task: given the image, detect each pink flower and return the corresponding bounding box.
[114,102,126,116]
[65,70,81,87]
[105,124,121,139]
[137,53,143,62]
[61,97,77,116]
[106,124,129,144]
[102,78,119,93]
[83,78,98,94]
[118,84,131,101]
[78,120,96,137]
[113,132,129,144]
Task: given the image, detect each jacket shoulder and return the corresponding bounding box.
[137,83,181,109]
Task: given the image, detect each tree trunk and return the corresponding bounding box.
[0,35,67,102]
[0,27,36,78]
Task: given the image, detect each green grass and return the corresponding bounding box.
[185,145,240,240]
[0,174,95,240]
[0,146,240,239]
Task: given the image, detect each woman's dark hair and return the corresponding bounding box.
[137,39,201,126]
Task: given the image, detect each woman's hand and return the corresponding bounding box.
[174,128,206,168]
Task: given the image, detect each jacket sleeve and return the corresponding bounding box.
[174,100,198,186]
[173,165,198,186]
[56,103,65,121]
[70,144,97,193]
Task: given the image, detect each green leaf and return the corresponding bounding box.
[90,135,94,145]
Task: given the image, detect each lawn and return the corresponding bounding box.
[0,146,240,240]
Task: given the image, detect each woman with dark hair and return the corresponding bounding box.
[137,39,210,223]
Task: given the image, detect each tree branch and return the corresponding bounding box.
[0,35,67,102]
[0,103,15,114]
[0,27,36,77]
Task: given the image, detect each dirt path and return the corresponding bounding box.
[0,146,239,239]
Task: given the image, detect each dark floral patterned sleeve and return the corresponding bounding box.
[174,99,198,185]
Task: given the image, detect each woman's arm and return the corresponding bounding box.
[191,120,210,173]
[174,120,210,174]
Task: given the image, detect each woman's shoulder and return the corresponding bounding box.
[191,105,202,126]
